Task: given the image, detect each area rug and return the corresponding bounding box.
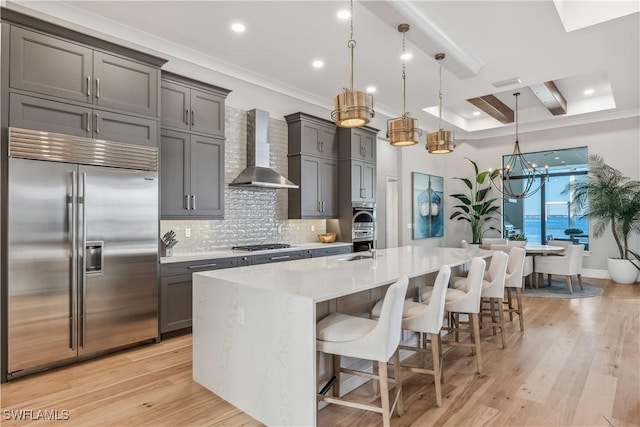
[523,278,603,299]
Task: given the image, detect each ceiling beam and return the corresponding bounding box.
[529,81,567,115]
[466,95,514,124]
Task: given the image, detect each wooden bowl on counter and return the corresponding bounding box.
[317,233,336,243]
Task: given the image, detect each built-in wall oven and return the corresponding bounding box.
[352,203,375,252]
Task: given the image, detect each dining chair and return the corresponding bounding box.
[316,276,409,427]
[534,244,584,293]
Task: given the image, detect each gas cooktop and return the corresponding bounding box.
[232,243,291,252]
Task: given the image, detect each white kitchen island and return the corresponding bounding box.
[192,245,491,426]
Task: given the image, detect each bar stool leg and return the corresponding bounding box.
[516,287,524,331]
[497,297,506,349]
[379,361,391,427]
[431,333,443,407]
[333,354,341,397]
[470,312,483,375]
[392,350,404,416]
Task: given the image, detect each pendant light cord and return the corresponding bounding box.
[515,92,519,143]
[401,30,406,115]
[438,57,443,131]
[348,0,356,92]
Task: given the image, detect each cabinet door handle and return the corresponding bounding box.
[321,141,325,152]
[188,263,218,269]
[86,112,91,132]
[185,109,189,125]
[318,200,321,212]
[95,79,100,98]
[191,195,196,210]
[95,113,100,134]
[185,194,191,210]
[191,110,195,126]
[86,76,91,96]
[360,188,365,198]
[322,201,325,212]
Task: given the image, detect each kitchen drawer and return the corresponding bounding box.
[313,246,352,257]
[160,256,238,276]
[251,250,304,265]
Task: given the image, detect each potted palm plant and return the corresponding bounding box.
[449,158,501,244]
[566,155,640,284]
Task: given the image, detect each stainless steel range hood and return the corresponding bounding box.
[230,109,299,189]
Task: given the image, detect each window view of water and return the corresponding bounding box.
[523,215,589,247]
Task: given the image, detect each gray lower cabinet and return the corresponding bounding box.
[312,246,352,257]
[10,26,159,117]
[9,93,158,146]
[160,129,224,219]
[160,257,238,334]
[161,78,227,137]
[250,250,305,265]
[288,155,338,219]
[351,160,376,203]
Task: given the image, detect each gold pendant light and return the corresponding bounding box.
[427,53,455,154]
[387,24,422,147]
[331,0,374,128]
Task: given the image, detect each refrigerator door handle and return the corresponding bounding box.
[70,171,78,351]
[79,172,87,348]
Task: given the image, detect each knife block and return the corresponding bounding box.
[160,243,173,257]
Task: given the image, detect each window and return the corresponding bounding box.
[502,147,589,249]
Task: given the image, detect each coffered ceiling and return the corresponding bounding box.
[6,1,639,140]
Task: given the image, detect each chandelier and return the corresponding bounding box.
[331,0,374,128]
[489,92,549,199]
[427,53,454,154]
[387,24,421,146]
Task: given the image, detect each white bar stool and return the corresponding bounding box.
[371,265,451,407]
[422,257,486,375]
[316,276,409,427]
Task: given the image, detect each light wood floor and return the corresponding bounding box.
[1,278,638,427]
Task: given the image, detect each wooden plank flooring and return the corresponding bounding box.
[1,278,638,426]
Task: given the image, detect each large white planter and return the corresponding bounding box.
[607,258,640,284]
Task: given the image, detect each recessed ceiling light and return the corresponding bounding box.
[583,88,595,95]
[312,60,324,69]
[554,156,560,160]
[561,160,566,164]
[366,86,376,93]
[337,10,351,20]
[401,52,413,61]
[472,111,481,116]
[231,23,246,33]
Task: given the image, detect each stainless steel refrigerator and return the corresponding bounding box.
[7,127,159,378]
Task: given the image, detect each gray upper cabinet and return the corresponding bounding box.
[161,77,227,137]
[288,155,338,219]
[286,112,340,219]
[338,126,378,162]
[351,160,376,203]
[10,26,92,104]
[285,112,337,158]
[10,93,157,146]
[93,51,158,117]
[160,129,224,219]
[10,26,159,118]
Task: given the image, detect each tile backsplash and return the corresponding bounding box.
[161,106,326,253]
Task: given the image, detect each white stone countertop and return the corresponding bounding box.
[160,241,353,264]
[194,245,492,302]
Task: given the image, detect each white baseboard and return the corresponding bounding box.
[581,268,609,279]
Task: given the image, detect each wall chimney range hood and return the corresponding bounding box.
[230,109,299,189]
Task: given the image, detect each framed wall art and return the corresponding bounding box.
[412,172,444,239]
